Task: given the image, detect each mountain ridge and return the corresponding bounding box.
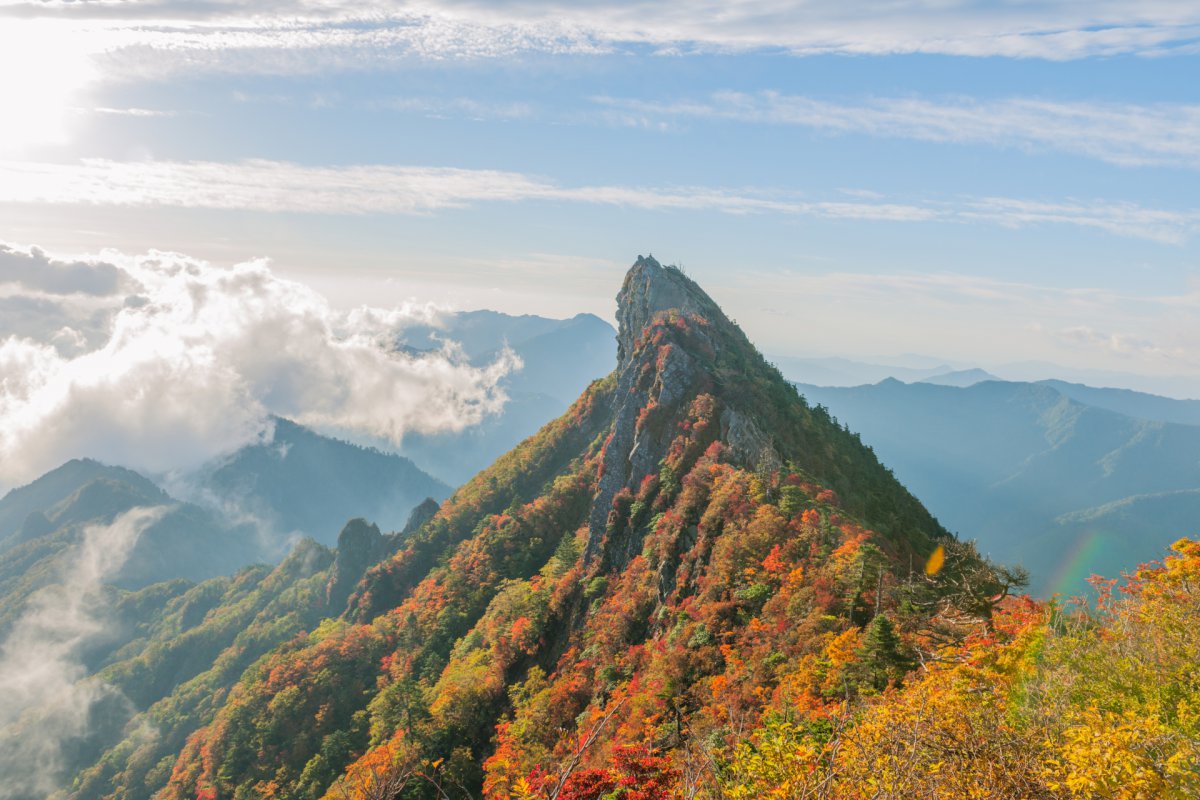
[107,255,1003,800]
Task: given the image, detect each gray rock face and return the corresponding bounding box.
[587,255,766,571]
[616,255,719,363]
[584,340,650,565]
[402,497,440,536]
[326,517,386,610]
[721,408,783,475]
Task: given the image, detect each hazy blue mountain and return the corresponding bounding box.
[188,417,451,543]
[0,415,449,621]
[397,311,617,484]
[0,459,159,549]
[0,460,264,634]
[0,417,449,634]
[770,354,1200,403]
[1035,379,1200,426]
[769,354,957,386]
[796,379,1200,595]
[996,360,1200,400]
[476,312,616,400]
[397,309,568,359]
[920,368,1000,387]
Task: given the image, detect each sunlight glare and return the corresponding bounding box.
[0,21,97,154]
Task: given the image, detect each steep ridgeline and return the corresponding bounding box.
[78,258,1015,800]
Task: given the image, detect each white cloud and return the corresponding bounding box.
[0,294,118,354]
[373,95,535,120]
[958,197,1200,245]
[0,506,165,800]
[87,106,179,117]
[0,158,553,214]
[4,0,1200,71]
[0,243,130,295]
[0,243,518,486]
[1052,324,1184,359]
[594,92,1200,171]
[1,157,1197,243]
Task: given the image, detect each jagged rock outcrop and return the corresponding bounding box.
[587,256,788,568]
[402,496,440,535]
[325,517,387,609]
[588,259,690,562]
[615,255,718,362]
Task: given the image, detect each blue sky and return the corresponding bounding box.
[0,0,1199,444]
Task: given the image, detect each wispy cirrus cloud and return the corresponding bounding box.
[956,197,1200,244]
[0,157,938,218]
[1,157,1198,243]
[594,92,1200,170]
[3,0,1200,73]
[87,106,179,117]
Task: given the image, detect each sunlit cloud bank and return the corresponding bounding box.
[0,241,518,487]
[0,507,164,800]
[2,158,1198,244]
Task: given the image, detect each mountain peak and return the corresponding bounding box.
[616,255,723,363]
[587,254,946,569]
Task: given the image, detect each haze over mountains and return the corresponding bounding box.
[796,378,1200,595]
[184,416,450,539]
[773,354,1200,400]
[0,422,451,639]
[0,308,615,622]
[2,292,1192,629]
[0,459,260,637]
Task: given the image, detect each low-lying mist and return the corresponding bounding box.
[0,506,165,799]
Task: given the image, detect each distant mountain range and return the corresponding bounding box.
[921,368,1000,387]
[394,310,617,484]
[8,301,1194,608]
[796,378,1200,595]
[772,354,1200,400]
[769,354,963,386]
[0,420,449,635]
[0,459,260,635]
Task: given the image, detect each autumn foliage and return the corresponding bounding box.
[75,264,1199,800]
